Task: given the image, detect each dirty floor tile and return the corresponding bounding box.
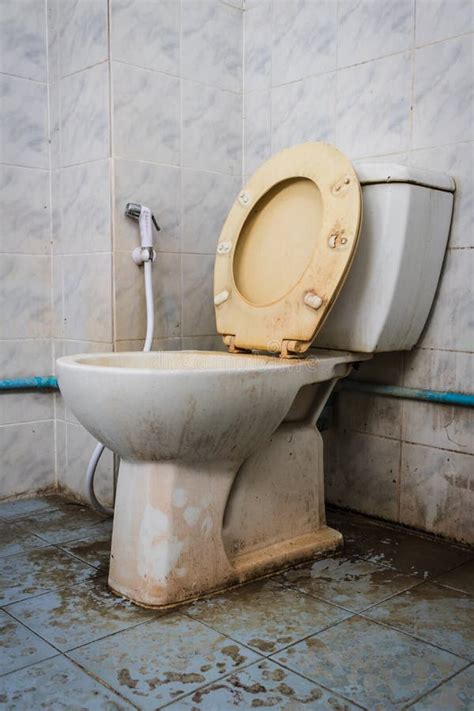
[0,546,99,606]
[0,496,64,521]
[0,519,48,558]
[434,560,474,596]
[5,577,155,652]
[0,655,133,709]
[278,555,420,612]
[409,664,474,710]
[168,658,361,710]
[366,582,474,660]
[327,510,472,577]
[0,609,57,676]
[186,578,351,655]
[13,504,109,544]
[274,616,465,709]
[59,523,112,570]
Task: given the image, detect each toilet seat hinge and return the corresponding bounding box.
[224,335,251,354]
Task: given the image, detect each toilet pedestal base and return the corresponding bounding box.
[109,423,342,608]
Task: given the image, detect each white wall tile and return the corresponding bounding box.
[114,251,181,340]
[111,0,179,74]
[412,35,474,149]
[62,253,113,342]
[243,0,272,92]
[182,81,242,175]
[244,90,271,174]
[338,0,414,68]
[0,0,47,81]
[60,63,110,166]
[115,337,181,352]
[182,169,240,254]
[52,256,64,339]
[182,335,226,351]
[0,392,54,427]
[0,339,52,379]
[0,421,55,499]
[0,256,51,339]
[65,422,114,506]
[404,348,473,393]
[337,391,403,440]
[182,0,242,92]
[419,249,474,352]
[415,0,474,45]
[349,352,405,386]
[402,400,473,455]
[400,442,473,543]
[272,72,335,153]
[113,62,180,165]
[336,52,411,158]
[272,0,337,85]
[0,75,49,169]
[59,0,108,77]
[0,166,50,254]
[48,81,60,169]
[114,159,181,253]
[410,142,474,249]
[182,254,216,336]
[58,160,111,254]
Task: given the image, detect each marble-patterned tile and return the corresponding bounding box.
[186,578,350,655]
[182,254,216,336]
[62,253,113,342]
[325,430,401,520]
[69,614,261,709]
[14,502,108,545]
[59,0,108,77]
[278,556,419,613]
[0,390,54,428]
[0,545,99,606]
[337,391,403,440]
[338,0,414,68]
[419,249,473,352]
[243,90,271,174]
[244,0,272,92]
[182,335,226,351]
[336,52,412,158]
[0,166,50,255]
[0,255,51,339]
[58,160,111,254]
[114,251,181,340]
[114,159,181,253]
[327,509,473,578]
[182,0,242,92]
[402,400,473,455]
[64,421,114,508]
[0,0,47,81]
[404,348,473,394]
[113,62,180,165]
[0,656,132,709]
[410,665,474,711]
[272,73,336,153]
[0,421,54,501]
[366,581,474,659]
[48,80,60,168]
[115,337,181,352]
[0,610,57,676]
[0,519,48,558]
[52,255,64,339]
[60,525,112,571]
[412,35,473,149]
[435,560,474,596]
[0,339,52,381]
[274,616,465,709]
[399,443,474,544]
[410,142,473,249]
[182,80,242,175]
[6,577,154,652]
[169,658,360,710]
[0,74,49,169]
[47,0,60,84]
[60,62,110,166]
[0,495,64,521]
[182,169,239,254]
[111,0,179,74]
[348,351,405,386]
[415,0,474,45]
[272,0,337,85]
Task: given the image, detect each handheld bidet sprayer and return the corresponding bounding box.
[125,202,160,265]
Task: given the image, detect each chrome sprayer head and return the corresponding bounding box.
[125,202,160,231]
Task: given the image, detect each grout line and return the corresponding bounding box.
[404,661,473,709]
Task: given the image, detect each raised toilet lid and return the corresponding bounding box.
[214,142,363,356]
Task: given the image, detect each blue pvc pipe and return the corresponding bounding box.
[0,376,59,391]
[340,380,474,408]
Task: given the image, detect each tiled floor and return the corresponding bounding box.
[0,496,473,710]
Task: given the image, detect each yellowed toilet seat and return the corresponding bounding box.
[214,142,363,356]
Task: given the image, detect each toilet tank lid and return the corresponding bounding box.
[354,162,455,192]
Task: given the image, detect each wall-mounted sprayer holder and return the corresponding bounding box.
[125,202,160,265]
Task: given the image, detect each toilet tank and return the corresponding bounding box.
[315,163,455,353]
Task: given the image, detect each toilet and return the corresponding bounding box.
[57,143,455,608]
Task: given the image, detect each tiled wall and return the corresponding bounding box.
[243,0,473,543]
[0,0,55,498]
